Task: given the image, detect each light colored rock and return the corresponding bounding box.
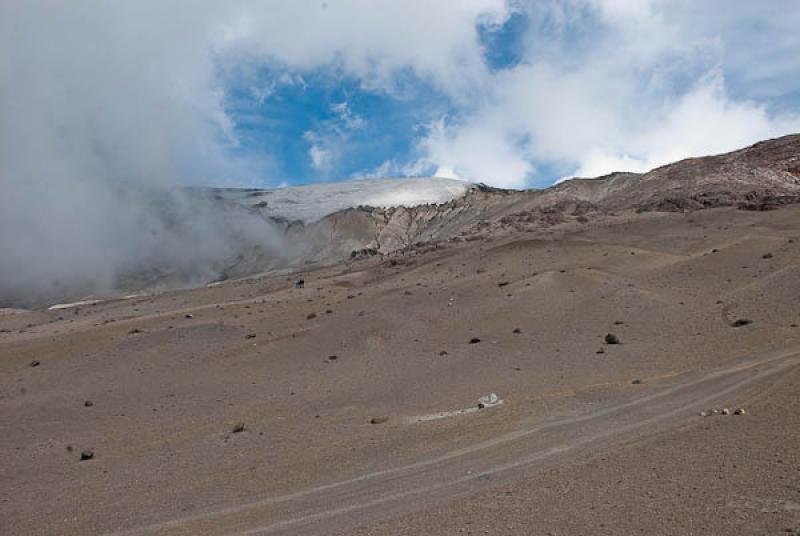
[478,393,502,409]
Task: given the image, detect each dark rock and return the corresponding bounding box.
[327,355,338,361]
[84,400,93,407]
[306,312,317,320]
[762,252,774,259]
[731,319,753,327]
[498,281,510,287]
[439,350,448,356]
[370,417,389,425]
[596,348,605,354]
[604,333,621,344]
[512,328,521,334]
[80,450,94,461]
[128,328,142,335]
[232,423,245,433]
[184,314,194,319]
[294,279,305,289]
[246,333,257,339]
[469,337,482,344]
[29,360,40,367]
[631,379,643,385]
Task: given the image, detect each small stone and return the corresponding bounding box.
[762,253,773,259]
[631,379,643,385]
[246,333,257,339]
[512,328,521,334]
[327,355,338,361]
[721,408,731,415]
[699,411,709,417]
[84,400,94,407]
[128,328,142,335]
[469,337,482,344]
[731,319,753,327]
[306,312,317,320]
[232,423,245,433]
[498,281,510,287]
[184,314,194,319]
[604,333,621,344]
[370,417,389,425]
[29,360,40,367]
[80,450,94,461]
[596,348,605,354]
[734,407,746,415]
[439,350,448,356]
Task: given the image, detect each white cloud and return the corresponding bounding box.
[303,101,368,174]
[1,0,800,301]
[411,1,800,185]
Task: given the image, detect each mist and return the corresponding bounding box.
[0,1,289,307]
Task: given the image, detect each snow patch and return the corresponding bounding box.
[217,177,471,223]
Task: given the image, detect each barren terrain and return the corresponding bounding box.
[3,199,800,534]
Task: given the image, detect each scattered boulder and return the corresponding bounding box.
[294,279,305,289]
[439,350,448,356]
[631,379,643,385]
[128,328,142,335]
[469,337,482,344]
[246,333,257,339]
[306,312,317,320]
[232,423,245,433]
[734,407,747,415]
[498,281,510,287]
[29,360,40,367]
[604,333,621,344]
[327,355,338,361]
[721,408,731,415]
[370,417,389,425]
[84,400,94,407]
[762,253,773,259]
[512,328,521,334]
[596,348,605,354]
[80,450,94,461]
[731,319,753,327]
[184,314,194,319]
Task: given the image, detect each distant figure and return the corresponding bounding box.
[294,279,305,289]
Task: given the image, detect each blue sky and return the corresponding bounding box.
[208,1,800,189]
[3,1,800,191]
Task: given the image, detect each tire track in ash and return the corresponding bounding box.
[107,346,800,536]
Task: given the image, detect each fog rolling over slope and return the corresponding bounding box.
[3,135,800,309]
[0,177,471,308]
[0,182,288,309]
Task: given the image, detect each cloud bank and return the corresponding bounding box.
[2,1,799,302]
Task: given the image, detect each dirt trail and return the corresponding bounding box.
[108,346,800,536]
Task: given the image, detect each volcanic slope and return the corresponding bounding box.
[2,200,800,535]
